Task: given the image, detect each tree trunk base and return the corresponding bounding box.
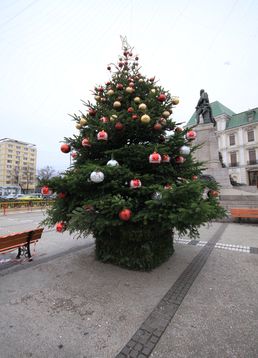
[95,225,174,271]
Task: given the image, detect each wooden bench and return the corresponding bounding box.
[0,228,44,261]
[230,208,258,222]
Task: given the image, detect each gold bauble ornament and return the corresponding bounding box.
[134,97,141,104]
[80,117,87,126]
[162,111,170,118]
[76,123,82,129]
[110,114,118,121]
[139,103,147,112]
[141,114,151,123]
[113,101,121,109]
[126,87,134,94]
[172,97,179,105]
[95,95,101,102]
[107,89,114,96]
[139,78,144,83]
[150,89,156,94]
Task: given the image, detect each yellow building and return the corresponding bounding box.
[0,138,37,194]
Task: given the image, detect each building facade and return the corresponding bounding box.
[0,138,37,195]
[187,102,258,186]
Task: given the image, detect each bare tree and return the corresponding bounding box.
[37,166,59,185]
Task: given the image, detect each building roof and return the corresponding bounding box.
[226,108,258,129]
[0,138,36,146]
[186,101,236,127]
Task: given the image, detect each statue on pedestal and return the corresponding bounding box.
[195,89,216,127]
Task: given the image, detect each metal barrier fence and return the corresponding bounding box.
[0,200,54,215]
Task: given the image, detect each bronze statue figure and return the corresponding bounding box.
[195,89,216,126]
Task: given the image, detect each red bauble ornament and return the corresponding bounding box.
[164,184,172,190]
[175,127,183,133]
[186,130,197,140]
[97,130,108,141]
[98,87,104,92]
[157,93,166,102]
[175,156,185,164]
[60,144,70,153]
[208,190,219,198]
[119,208,132,221]
[162,154,170,163]
[100,116,109,123]
[130,179,142,189]
[118,62,124,68]
[127,107,134,113]
[58,192,66,199]
[82,138,91,147]
[115,122,124,130]
[129,82,135,87]
[192,175,198,181]
[56,221,65,233]
[132,114,138,120]
[71,151,78,159]
[149,152,162,164]
[154,123,162,131]
[149,77,155,82]
[116,83,123,90]
[41,186,49,195]
[89,109,97,116]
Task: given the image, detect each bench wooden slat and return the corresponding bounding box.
[0,228,44,257]
[230,208,258,218]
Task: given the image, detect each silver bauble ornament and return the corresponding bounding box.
[152,192,162,200]
[180,145,191,155]
[90,171,104,183]
[107,159,119,167]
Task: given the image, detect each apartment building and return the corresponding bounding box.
[187,102,258,186]
[0,138,37,194]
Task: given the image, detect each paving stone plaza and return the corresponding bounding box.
[0,211,258,357]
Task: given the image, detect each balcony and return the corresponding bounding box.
[229,162,239,167]
[247,160,258,165]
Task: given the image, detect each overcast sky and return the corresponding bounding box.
[1,0,258,171]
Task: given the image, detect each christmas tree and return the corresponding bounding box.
[43,38,225,271]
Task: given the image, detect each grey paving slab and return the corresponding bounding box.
[218,222,258,248]
[151,249,258,358]
[0,242,200,358]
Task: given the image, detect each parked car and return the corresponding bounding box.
[18,195,42,201]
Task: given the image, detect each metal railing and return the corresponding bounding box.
[0,200,54,215]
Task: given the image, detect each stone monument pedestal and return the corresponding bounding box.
[193,123,231,188]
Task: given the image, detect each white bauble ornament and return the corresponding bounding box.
[107,159,119,167]
[90,171,104,183]
[152,192,162,200]
[180,145,191,155]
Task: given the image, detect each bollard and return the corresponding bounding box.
[3,203,8,216]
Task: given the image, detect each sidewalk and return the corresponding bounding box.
[0,222,257,358]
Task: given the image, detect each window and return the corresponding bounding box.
[7,160,12,163]
[229,134,235,146]
[248,149,256,165]
[247,130,254,142]
[230,152,237,167]
[7,154,12,158]
[6,165,12,169]
[8,149,13,153]
[8,144,13,147]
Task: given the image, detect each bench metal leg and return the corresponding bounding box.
[16,244,33,261]
[16,247,21,259]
